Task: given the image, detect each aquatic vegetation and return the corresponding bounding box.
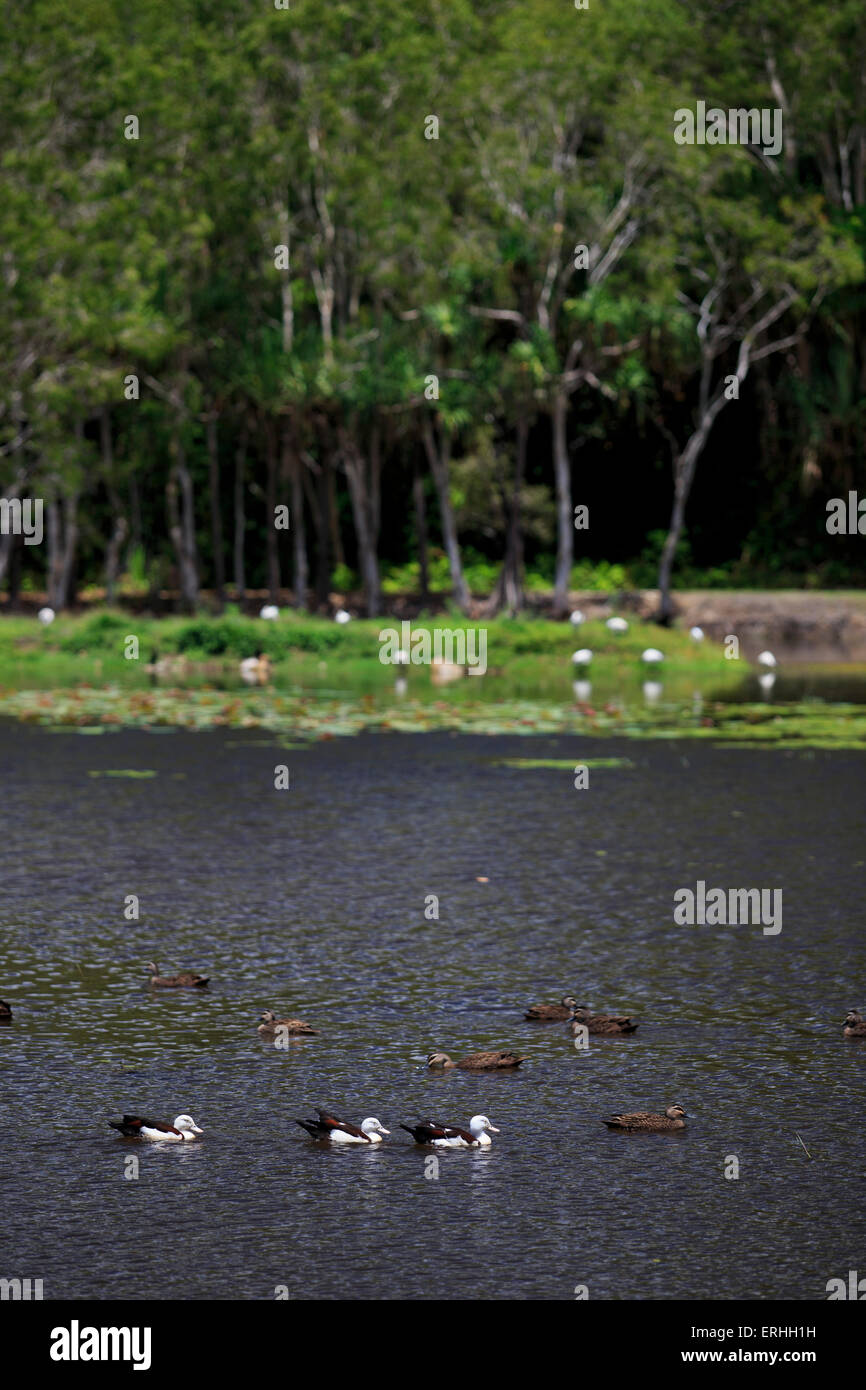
[0,682,863,752]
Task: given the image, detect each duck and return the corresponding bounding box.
[146,962,209,989]
[295,1110,389,1144]
[239,652,272,686]
[144,650,188,681]
[400,1115,500,1148]
[570,1006,638,1036]
[0,1000,11,1021]
[843,1010,866,1038]
[257,1008,317,1037]
[603,1104,687,1132]
[430,658,466,686]
[427,1049,525,1071]
[524,995,577,1022]
[108,1113,203,1142]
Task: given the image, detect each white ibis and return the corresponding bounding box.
[572,649,593,668]
[569,610,585,626]
[757,650,777,668]
[689,626,704,641]
[259,604,279,620]
[641,647,664,664]
[37,607,55,625]
[606,616,628,632]
[334,609,351,624]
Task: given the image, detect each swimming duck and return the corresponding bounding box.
[257,1008,318,1037]
[0,1000,11,1021]
[427,1050,525,1071]
[400,1115,500,1148]
[295,1110,389,1144]
[146,962,210,989]
[603,1104,687,1132]
[239,652,272,686]
[843,1010,866,1038]
[570,1007,638,1036]
[108,1113,203,1142]
[524,995,577,1022]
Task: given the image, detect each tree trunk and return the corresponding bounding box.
[265,420,280,603]
[166,434,199,612]
[303,453,331,610]
[101,409,127,605]
[206,413,225,610]
[47,489,79,611]
[551,390,572,616]
[421,415,469,612]
[412,454,430,602]
[233,422,247,606]
[283,421,308,608]
[489,416,527,615]
[340,428,381,616]
[327,456,344,568]
[0,477,23,587]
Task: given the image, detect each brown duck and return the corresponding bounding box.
[146,962,210,989]
[604,1104,687,1133]
[843,1010,866,1038]
[0,1000,11,1021]
[570,1006,638,1035]
[427,1049,525,1071]
[258,1008,318,1037]
[524,995,577,1022]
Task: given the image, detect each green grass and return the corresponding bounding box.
[0,609,864,750]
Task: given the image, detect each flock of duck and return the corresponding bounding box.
[2,979,863,1146]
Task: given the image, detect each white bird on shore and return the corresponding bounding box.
[572,648,593,667]
[641,648,664,664]
[642,680,663,704]
[569,610,585,626]
[335,609,351,625]
[689,626,704,641]
[757,650,777,668]
[37,607,55,625]
[259,604,279,621]
[606,616,628,633]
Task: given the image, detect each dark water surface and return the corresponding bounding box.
[1,723,864,1300]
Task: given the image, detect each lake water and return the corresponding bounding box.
[1,723,864,1300]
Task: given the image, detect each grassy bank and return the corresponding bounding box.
[1,608,865,749]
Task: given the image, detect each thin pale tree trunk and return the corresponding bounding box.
[421,415,469,612]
